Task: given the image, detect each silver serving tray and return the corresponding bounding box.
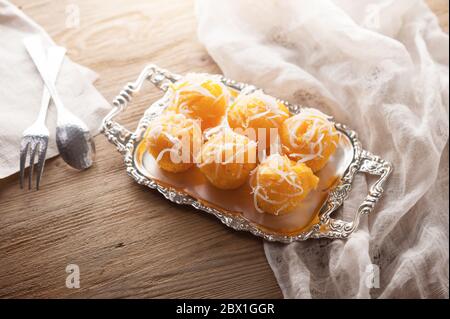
[101,65,393,243]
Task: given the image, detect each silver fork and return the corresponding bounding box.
[19,45,66,190]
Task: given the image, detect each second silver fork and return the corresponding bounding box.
[19,45,66,190]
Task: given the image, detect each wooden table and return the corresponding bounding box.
[1,0,448,298]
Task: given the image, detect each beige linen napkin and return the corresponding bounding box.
[196,0,449,298]
[0,0,111,178]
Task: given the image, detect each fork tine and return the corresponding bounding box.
[35,141,48,190]
[28,141,38,190]
[19,139,30,189]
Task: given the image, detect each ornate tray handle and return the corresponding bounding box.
[101,65,393,242]
[317,151,393,239]
[101,65,180,154]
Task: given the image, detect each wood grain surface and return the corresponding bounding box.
[0,0,448,299]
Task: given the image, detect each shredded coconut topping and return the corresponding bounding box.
[146,113,197,165]
[251,154,305,215]
[169,73,231,116]
[283,108,339,164]
[234,90,288,128]
[198,129,257,172]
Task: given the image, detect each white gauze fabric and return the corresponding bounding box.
[196,0,449,298]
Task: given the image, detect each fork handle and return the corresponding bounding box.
[36,46,67,124]
[23,36,67,114]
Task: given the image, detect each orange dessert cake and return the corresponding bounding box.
[197,129,257,190]
[250,154,319,215]
[227,90,289,151]
[167,74,230,130]
[145,112,201,173]
[280,108,339,172]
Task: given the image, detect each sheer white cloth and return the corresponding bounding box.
[196,0,449,298]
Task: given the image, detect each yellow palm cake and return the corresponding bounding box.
[227,90,290,149]
[197,129,257,190]
[280,108,339,172]
[251,154,319,215]
[145,112,201,173]
[167,74,230,130]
